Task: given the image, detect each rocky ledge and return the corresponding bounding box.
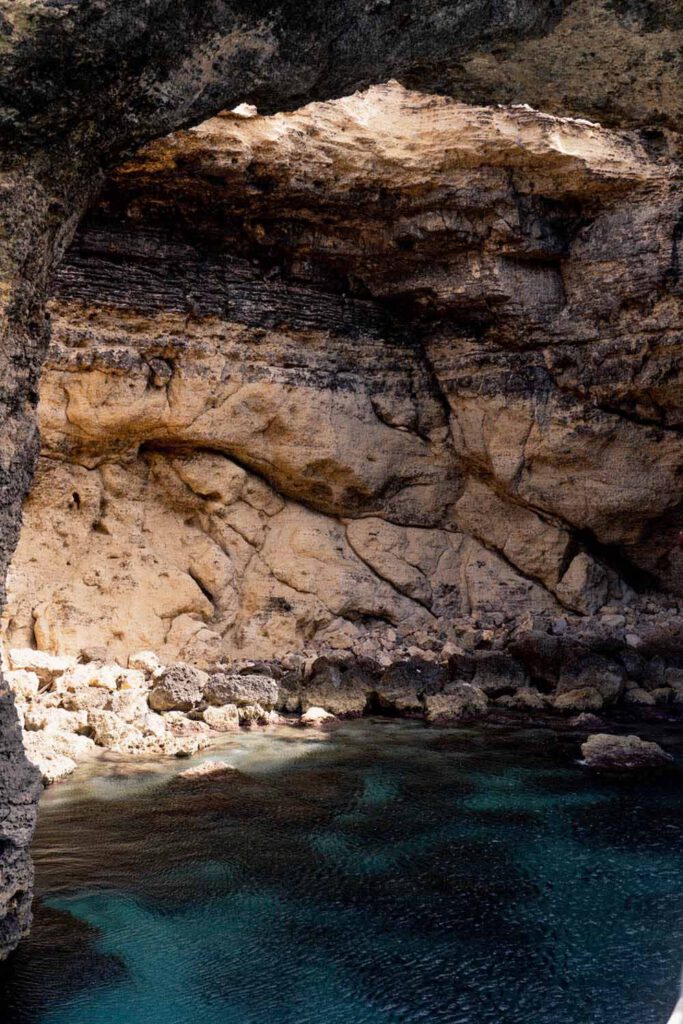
[8,597,683,785]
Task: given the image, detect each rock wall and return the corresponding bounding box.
[0,0,682,960]
[4,84,683,669]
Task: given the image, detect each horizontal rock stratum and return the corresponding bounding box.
[3,83,683,667]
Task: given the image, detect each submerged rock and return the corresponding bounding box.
[581,733,673,771]
[177,760,236,779]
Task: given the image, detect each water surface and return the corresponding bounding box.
[2,720,683,1024]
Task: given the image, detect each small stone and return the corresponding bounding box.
[177,760,236,779]
[126,651,162,675]
[625,634,642,648]
[601,614,626,628]
[238,703,267,727]
[300,706,336,727]
[568,713,604,730]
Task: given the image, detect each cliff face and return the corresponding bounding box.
[3,83,682,667]
[0,0,682,960]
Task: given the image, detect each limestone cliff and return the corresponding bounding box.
[3,83,682,669]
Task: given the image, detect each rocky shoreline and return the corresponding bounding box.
[7,599,683,784]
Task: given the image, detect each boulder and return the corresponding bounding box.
[557,655,624,704]
[495,687,546,711]
[108,690,150,723]
[581,733,673,770]
[148,663,208,712]
[624,687,656,707]
[23,706,89,735]
[60,687,109,712]
[204,673,278,710]
[553,687,604,713]
[300,657,376,717]
[5,670,40,701]
[23,733,77,785]
[423,684,488,724]
[88,710,147,753]
[238,703,268,727]
[142,712,167,740]
[58,663,144,693]
[159,733,209,758]
[300,706,336,727]
[203,704,240,732]
[44,730,99,763]
[374,658,445,716]
[472,653,528,696]
[162,712,211,738]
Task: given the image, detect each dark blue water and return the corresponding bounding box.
[2,720,683,1024]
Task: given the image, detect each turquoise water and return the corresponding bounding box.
[2,720,683,1023]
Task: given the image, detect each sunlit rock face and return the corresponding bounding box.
[4,83,682,665]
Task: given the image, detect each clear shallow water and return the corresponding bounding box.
[2,720,683,1024]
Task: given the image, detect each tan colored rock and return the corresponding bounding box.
[88,710,147,753]
[553,688,604,713]
[23,734,77,786]
[238,704,267,728]
[148,664,208,713]
[128,651,163,676]
[424,684,488,724]
[624,687,656,707]
[6,670,40,702]
[204,673,278,710]
[177,760,237,779]
[582,734,673,771]
[7,649,75,683]
[203,704,240,731]
[23,706,89,735]
[495,688,547,712]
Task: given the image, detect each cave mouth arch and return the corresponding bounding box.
[1,0,683,964]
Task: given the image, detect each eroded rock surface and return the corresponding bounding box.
[4,84,683,668]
